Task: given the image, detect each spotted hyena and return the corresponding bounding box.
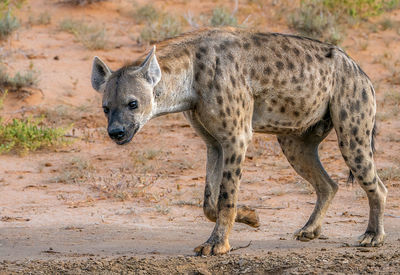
[91,28,387,256]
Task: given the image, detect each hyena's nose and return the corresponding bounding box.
[108,126,125,140]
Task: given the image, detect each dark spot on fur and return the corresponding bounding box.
[350,139,356,150]
[340,109,348,121]
[306,54,313,63]
[198,63,205,71]
[264,66,272,75]
[288,61,295,70]
[227,52,234,62]
[355,155,363,163]
[230,76,236,88]
[362,88,368,102]
[235,168,241,176]
[276,61,284,70]
[243,42,251,49]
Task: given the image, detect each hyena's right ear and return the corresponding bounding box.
[91,56,112,93]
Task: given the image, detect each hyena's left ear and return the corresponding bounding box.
[139,46,161,87]
[91,56,112,93]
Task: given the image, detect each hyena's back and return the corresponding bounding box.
[165,29,367,135]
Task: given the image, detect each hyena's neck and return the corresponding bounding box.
[151,50,196,118]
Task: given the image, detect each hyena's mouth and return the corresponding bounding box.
[114,124,140,145]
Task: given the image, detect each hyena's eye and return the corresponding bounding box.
[103,106,110,114]
[128,100,138,110]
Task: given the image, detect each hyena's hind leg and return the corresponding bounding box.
[277,114,338,241]
[331,81,387,247]
[184,111,260,228]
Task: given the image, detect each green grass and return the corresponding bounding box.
[288,0,400,44]
[322,0,400,20]
[0,90,7,110]
[0,10,19,40]
[0,66,39,92]
[59,18,108,50]
[0,117,69,155]
[210,6,238,27]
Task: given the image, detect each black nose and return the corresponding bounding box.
[108,127,125,139]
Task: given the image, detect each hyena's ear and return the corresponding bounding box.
[139,46,161,87]
[91,56,112,93]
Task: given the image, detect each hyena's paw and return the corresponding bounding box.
[294,225,321,242]
[236,205,260,228]
[194,240,230,256]
[359,231,385,247]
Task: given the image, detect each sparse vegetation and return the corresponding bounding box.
[54,157,94,184]
[288,1,342,44]
[289,0,400,44]
[59,0,106,5]
[0,66,39,92]
[28,11,51,26]
[210,6,238,27]
[378,166,400,182]
[90,169,157,201]
[59,18,108,50]
[132,4,182,44]
[0,10,19,40]
[379,18,395,30]
[0,90,6,110]
[140,14,182,44]
[0,117,69,155]
[132,4,159,24]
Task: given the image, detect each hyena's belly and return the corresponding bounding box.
[251,89,329,135]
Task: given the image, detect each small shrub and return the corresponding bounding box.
[378,166,400,181]
[59,18,108,50]
[0,66,39,92]
[59,0,105,5]
[288,0,342,44]
[0,117,68,155]
[133,4,159,23]
[28,11,51,26]
[379,18,395,30]
[140,14,182,43]
[210,6,238,27]
[54,157,94,184]
[0,10,19,40]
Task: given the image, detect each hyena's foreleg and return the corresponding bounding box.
[184,111,259,228]
[331,78,387,246]
[277,115,338,241]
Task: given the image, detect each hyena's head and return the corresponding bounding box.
[91,47,161,145]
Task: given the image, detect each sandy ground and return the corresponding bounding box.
[1,0,400,273]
